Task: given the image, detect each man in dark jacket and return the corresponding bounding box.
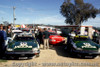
[0,25,7,58]
[7,25,12,37]
[38,28,43,45]
[93,30,99,43]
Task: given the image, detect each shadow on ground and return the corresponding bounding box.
[50,44,93,59]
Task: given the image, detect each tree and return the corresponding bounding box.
[60,0,100,25]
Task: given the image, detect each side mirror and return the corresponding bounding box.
[8,39,12,43]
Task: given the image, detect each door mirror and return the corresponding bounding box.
[8,39,12,43]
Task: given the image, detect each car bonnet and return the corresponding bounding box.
[74,40,98,50]
[8,40,38,50]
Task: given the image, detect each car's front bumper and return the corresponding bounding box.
[5,50,40,56]
[72,49,100,55]
[49,40,65,45]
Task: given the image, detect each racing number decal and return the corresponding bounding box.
[14,42,32,49]
[20,42,28,47]
[82,43,96,48]
[83,43,91,47]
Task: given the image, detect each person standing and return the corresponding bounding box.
[93,30,99,43]
[55,29,57,34]
[0,25,7,58]
[36,28,44,48]
[35,27,40,45]
[34,27,39,38]
[7,25,12,37]
[84,29,88,36]
[43,28,50,49]
[70,29,76,38]
[98,30,100,44]
[76,29,80,35]
[38,28,43,46]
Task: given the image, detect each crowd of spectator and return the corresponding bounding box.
[34,28,50,49]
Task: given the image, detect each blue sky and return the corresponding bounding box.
[0,0,100,27]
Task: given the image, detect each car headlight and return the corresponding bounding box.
[76,48,82,50]
[32,48,38,51]
[98,48,100,52]
[73,43,82,50]
[50,39,56,42]
[7,48,13,51]
[73,43,77,48]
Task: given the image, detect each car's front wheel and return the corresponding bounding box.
[36,54,40,57]
[92,55,99,59]
[28,57,33,59]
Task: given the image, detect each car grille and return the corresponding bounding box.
[14,50,32,52]
[82,50,98,52]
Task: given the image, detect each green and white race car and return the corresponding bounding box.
[66,35,100,58]
[5,33,40,59]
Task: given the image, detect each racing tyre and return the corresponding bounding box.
[92,55,99,59]
[36,54,40,57]
[28,57,33,59]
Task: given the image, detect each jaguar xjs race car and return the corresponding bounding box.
[66,35,100,58]
[5,33,40,59]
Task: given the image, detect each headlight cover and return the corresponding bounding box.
[76,48,82,50]
[7,48,13,51]
[50,39,56,42]
[98,48,100,52]
[32,48,39,53]
[73,43,82,50]
[32,48,38,51]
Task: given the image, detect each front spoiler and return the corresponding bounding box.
[5,50,40,55]
[72,49,100,55]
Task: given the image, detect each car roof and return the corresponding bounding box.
[14,32,33,37]
[75,35,89,38]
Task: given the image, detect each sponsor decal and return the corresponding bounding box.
[18,35,32,37]
[14,42,32,49]
[82,43,96,48]
[75,36,88,38]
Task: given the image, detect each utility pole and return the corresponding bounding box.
[1,17,3,24]
[64,0,70,3]
[64,0,67,2]
[13,6,16,26]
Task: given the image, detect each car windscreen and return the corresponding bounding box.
[74,37,90,41]
[22,30,30,32]
[50,33,56,35]
[14,32,22,34]
[14,36,35,41]
[12,28,19,30]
